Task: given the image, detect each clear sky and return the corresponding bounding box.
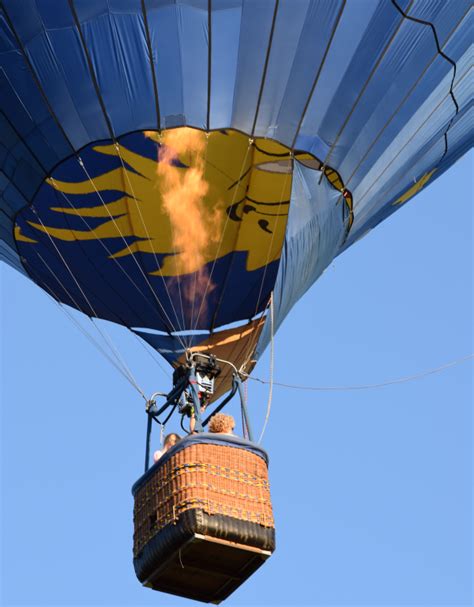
[1,150,472,607]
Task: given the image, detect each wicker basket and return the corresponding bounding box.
[132,433,275,603]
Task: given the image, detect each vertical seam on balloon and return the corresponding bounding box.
[47,192,153,330]
[187,133,212,341]
[1,4,76,284]
[76,156,187,343]
[389,0,460,165]
[115,141,187,338]
[0,172,28,211]
[250,0,279,138]
[207,0,212,131]
[44,183,177,332]
[290,0,347,150]
[67,1,188,340]
[0,5,76,153]
[191,139,253,332]
[253,164,292,318]
[141,0,161,131]
[242,299,272,372]
[353,65,470,213]
[67,0,116,140]
[0,110,48,173]
[27,209,145,394]
[343,6,469,191]
[25,249,147,393]
[208,146,255,333]
[0,205,16,222]
[319,0,415,173]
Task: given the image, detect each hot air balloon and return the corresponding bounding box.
[1,0,471,602]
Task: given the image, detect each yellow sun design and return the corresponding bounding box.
[27,129,301,276]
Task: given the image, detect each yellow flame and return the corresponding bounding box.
[150,128,222,303]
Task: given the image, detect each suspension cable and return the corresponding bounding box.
[258,292,274,443]
[248,353,474,393]
[48,181,172,379]
[192,138,254,332]
[253,159,292,316]
[113,140,188,337]
[49,180,177,333]
[77,157,187,349]
[29,211,146,397]
[28,249,147,398]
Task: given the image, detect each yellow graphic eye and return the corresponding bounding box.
[255,159,293,174]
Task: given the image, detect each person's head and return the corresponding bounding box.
[208,413,235,434]
[163,433,181,451]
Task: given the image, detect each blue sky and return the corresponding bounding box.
[1,150,472,607]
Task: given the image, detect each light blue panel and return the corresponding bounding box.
[353,93,455,232]
[230,0,276,134]
[209,0,242,129]
[335,19,439,177]
[0,238,26,275]
[342,53,456,199]
[146,0,208,129]
[336,2,471,185]
[4,0,102,149]
[336,22,447,189]
[298,0,403,162]
[0,4,72,161]
[256,161,345,356]
[269,0,344,147]
[252,0,312,139]
[179,0,208,128]
[145,1,184,128]
[1,177,28,214]
[409,0,470,46]
[75,0,157,137]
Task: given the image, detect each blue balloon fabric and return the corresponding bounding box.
[1,0,472,374]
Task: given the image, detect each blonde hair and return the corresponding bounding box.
[208,413,235,434]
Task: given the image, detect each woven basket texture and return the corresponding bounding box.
[133,443,274,557]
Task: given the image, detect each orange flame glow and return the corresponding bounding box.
[149,128,222,319]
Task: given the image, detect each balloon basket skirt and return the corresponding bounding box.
[132,434,275,603]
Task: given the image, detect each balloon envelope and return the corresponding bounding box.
[0,0,471,384]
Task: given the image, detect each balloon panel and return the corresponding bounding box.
[0,0,471,370]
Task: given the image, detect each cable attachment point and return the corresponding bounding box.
[145,391,167,417]
[174,353,221,418]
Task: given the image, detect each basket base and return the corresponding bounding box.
[142,533,271,604]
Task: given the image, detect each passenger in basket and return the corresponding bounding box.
[208,413,235,436]
[153,432,181,463]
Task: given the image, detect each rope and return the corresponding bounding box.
[27,251,147,397]
[353,66,470,215]
[342,5,468,192]
[49,181,174,329]
[253,162,291,317]
[113,142,188,338]
[192,138,253,332]
[188,132,210,342]
[318,0,414,173]
[77,158,187,349]
[30,210,146,397]
[249,353,474,393]
[258,292,274,443]
[50,179,172,380]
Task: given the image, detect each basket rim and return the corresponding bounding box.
[132,433,269,496]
